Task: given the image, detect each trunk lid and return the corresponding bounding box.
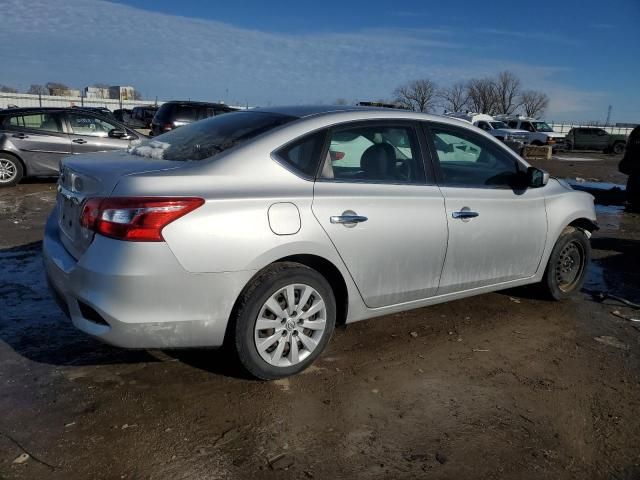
[56,150,183,259]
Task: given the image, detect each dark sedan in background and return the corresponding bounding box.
[0,107,141,186]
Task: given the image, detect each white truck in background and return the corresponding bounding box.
[444,112,531,145]
[496,115,566,150]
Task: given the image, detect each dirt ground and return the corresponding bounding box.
[1,152,639,479]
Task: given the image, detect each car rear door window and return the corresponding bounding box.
[320,124,426,184]
[67,113,118,137]
[8,113,62,133]
[428,124,520,188]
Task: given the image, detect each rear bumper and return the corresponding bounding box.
[43,209,255,349]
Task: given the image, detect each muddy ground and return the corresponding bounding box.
[0,152,639,479]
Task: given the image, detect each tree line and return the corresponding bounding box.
[392,70,549,118]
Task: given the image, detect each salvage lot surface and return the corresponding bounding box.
[1,153,639,479]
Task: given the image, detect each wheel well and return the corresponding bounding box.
[223,255,349,348]
[569,218,599,233]
[0,151,26,175]
[277,254,349,326]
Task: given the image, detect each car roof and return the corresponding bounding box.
[246,105,478,128]
[251,105,387,118]
[162,101,230,107]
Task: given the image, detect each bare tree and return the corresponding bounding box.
[92,83,110,89]
[393,79,438,112]
[520,90,549,118]
[133,90,143,101]
[466,78,498,114]
[0,85,18,93]
[438,82,469,112]
[494,70,522,115]
[334,98,348,105]
[27,84,48,95]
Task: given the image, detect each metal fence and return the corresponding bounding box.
[548,122,635,136]
[0,92,161,111]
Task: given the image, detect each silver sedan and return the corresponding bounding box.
[43,106,597,379]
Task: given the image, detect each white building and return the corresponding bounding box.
[84,86,110,99]
[108,85,136,100]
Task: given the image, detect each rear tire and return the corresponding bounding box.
[231,262,336,380]
[0,153,23,187]
[540,227,591,300]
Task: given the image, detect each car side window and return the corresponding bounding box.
[320,124,425,184]
[428,125,520,188]
[477,121,490,131]
[275,130,327,178]
[68,113,118,137]
[8,113,62,133]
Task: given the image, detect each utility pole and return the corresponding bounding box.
[605,105,612,126]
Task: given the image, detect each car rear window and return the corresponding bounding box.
[129,111,296,161]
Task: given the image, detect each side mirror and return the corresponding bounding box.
[527,166,549,188]
[108,128,126,139]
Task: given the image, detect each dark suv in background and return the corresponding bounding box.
[128,106,158,130]
[150,101,236,136]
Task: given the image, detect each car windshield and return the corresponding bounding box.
[490,121,508,129]
[532,121,553,132]
[129,111,296,161]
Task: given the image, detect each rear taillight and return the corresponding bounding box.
[163,123,173,131]
[330,151,345,161]
[80,197,204,242]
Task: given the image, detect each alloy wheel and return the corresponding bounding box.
[0,159,17,183]
[254,283,327,367]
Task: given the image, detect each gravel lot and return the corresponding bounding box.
[1,152,639,479]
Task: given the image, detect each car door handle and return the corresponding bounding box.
[330,215,368,224]
[12,133,28,139]
[72,139,87,144]
[452,211,479,219]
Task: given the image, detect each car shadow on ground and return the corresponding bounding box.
[0,241,160,368]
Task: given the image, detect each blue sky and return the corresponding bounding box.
[1,0,638,122]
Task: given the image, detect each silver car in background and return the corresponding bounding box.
[0,107,140,186]
[43,106,597,379]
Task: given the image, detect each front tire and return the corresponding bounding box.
[0,154,24,187]
[232,262,336,380]
[540,227,591,300]
[612,142,626,155]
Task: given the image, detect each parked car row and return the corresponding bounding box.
[0,101,240,186]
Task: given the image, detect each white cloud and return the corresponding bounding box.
[0,0,610,120]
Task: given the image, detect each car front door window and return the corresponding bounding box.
[430,127,519,188]
[68,113,117,137]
